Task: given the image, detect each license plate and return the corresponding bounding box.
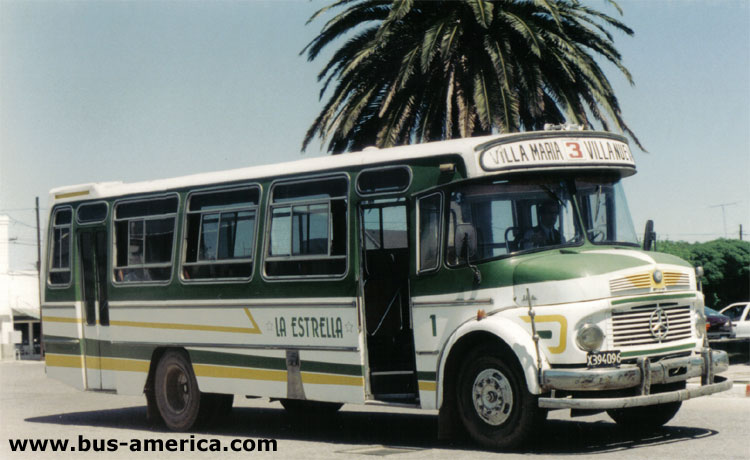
[587,350,621,368]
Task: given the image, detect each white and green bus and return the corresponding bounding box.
[42,128,730,449]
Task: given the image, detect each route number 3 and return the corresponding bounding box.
[566,142,582,159]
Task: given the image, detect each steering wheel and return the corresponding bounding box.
[504,227,522,253]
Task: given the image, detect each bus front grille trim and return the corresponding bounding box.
[610,303,692,347]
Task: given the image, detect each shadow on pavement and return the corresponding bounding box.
[26,405,718,454]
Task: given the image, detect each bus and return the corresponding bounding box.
[42,128,731,449]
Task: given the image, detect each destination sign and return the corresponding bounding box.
[479,136,634,172]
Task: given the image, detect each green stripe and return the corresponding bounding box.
[300,360,363,377]
[538,330,553,339]
[621,342,696,358]
[43,336,83,355]
[45,336,363,377]
[417,371,436,381]
[612,293,696,306]
[189,349,286,371]
[190,349,363,376]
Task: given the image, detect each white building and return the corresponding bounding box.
[0,215,41,360]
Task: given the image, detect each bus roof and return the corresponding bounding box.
[49,129,635,204]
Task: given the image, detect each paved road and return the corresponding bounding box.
[1,361,748,459]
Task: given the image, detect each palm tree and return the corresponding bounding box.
[302,0,641,154]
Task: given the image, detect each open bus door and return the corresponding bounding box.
[359,198,418,403]
[78,229,114,390]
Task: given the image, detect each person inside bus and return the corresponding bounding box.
[521,201,561,249]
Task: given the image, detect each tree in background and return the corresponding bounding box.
[658,239,750,308]
[302,0,641,153]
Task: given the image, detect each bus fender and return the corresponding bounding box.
[435,315,546,410]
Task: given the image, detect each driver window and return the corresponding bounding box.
[417,193,442,273]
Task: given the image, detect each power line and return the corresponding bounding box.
[708,202,739,238]
[6,216,38,229]
[0,208,46,212]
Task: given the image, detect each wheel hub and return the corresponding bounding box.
[472,368,513,426]
[165,365,190,414]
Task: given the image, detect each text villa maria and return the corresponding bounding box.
[484,139,633,166]
[274,316,344,339]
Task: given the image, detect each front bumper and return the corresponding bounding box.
[539,348,732,410]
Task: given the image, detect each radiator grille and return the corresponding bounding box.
[611,303,692,347]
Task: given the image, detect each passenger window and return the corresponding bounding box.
[76,202,108,224]
[418,193,442,273]
[114,196,178,283]
[266,176,348,278]
[363,200,408,250]
[183,186,259,280]
[357,167,411,195]
[48,207,72,285]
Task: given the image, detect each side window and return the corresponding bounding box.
[723,305,744,321]
[76,202,108,224]
[357,166,411,195]
[265,176,348,278]
[363,200,408,250]
[183,186,259,281]
[113,196,178,283]
[417,193,442,273]
[48,207,72,285]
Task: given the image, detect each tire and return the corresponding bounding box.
[154,350,203,431]
[279,399,343,414]
[456,346,542,450]
[606,382,684,430]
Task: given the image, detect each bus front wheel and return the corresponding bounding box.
[154,350,202,431]
[456,346,542,450]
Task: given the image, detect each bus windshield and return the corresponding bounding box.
[446,179,583,266]
[575,177,639,247]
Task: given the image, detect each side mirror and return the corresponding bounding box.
[643,220,656,251]
[455,224,477,259]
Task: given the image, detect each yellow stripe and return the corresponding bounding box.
[43,316,82,324]
[55,190,90,199]
[86,356,150,372]
[418,381,437,391]
[109,319,261,334]
[625,274,651,288]
[46,353,149,373]
[49,354,362,388]
[243,308,262,334]
[193,363,363,387]
[521,314,568,354]
[301,372,364,387]
[193,363,286,382]
[46,353,85,368]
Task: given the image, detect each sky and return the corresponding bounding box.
[1,0,749,271]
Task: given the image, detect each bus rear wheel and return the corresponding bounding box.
[154,350,202,431]
[456,346,542,450]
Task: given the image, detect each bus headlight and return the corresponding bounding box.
[576,323,605,352]
[695,307,707,338]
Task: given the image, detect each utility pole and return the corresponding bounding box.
[709,202,738,238]
[35,197,43,357]
[741,224,744,241]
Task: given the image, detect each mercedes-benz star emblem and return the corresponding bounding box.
[649,307,669,341]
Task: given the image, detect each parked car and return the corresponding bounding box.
[705,307,732,339]
[719,302,750,340]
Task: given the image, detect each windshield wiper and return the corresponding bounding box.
[593,185,602,224]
